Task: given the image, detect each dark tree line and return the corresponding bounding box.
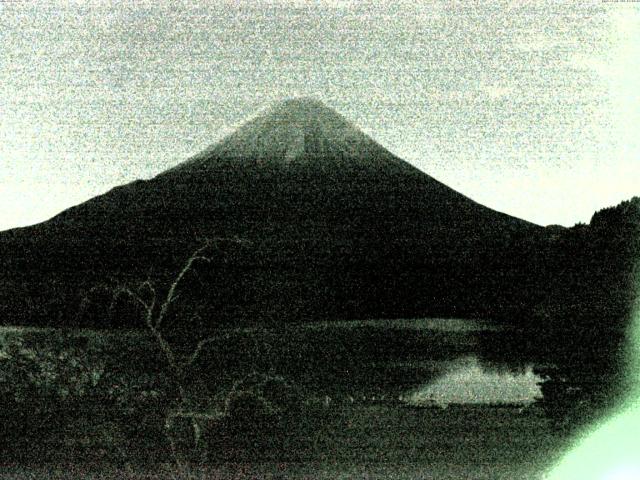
[500,197,640,426]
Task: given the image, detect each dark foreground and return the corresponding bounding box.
[0,402,572,479]
[0,324,583,479]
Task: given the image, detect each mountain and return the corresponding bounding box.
[173,98,416,173]
[0,98,550,329]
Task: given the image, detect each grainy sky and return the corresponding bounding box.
[1,0,638,231]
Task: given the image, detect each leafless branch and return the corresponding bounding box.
[112,285,154,320]
[156,243,212,329]
[138,278,157,303]
[185,337,216,367]
[95,237,248,465]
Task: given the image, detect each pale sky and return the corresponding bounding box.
[1,0,639,231]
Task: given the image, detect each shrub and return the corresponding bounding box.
[224,373,302,426]
[0,334,172,462]
[0,336,103,408]
[0,335,105,459]
[195,373,309,462]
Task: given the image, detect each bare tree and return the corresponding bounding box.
[113,243,210,379]
[108,238,246,465]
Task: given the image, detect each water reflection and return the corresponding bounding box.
[405,355,543,407]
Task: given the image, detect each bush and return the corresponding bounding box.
[0,335,105,459]
[224,373,302,425]
[0,336,104,405]
[199,373,309,462]
[0,333,172,462]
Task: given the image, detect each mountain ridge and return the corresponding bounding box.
[0,98,548,328]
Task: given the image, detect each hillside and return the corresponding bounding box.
[0,98,549,329]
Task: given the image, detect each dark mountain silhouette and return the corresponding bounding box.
[0,98,555,329]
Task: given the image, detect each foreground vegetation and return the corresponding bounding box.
[0,324,581,479]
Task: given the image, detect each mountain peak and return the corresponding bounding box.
[213,96,364,165]
[265,97,345,124]
[270,96,332,113]
[173,97,418,175]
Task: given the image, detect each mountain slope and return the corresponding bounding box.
[173,97,416,173]
[0,98,548,329]
[42,98,535,242]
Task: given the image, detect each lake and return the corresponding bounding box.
[0,317,543,406]
[0,319,567,478]
[296,318,543,406]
